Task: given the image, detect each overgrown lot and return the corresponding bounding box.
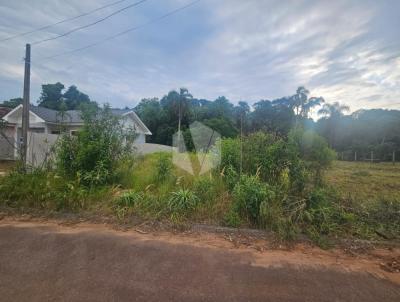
[0,106,398,246]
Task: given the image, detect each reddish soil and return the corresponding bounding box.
[0,218,399,301]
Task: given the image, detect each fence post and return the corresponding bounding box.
[393,151,396,165]
[354,151,357,162]
[371,151,373,163]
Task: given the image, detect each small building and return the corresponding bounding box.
[0,105,152,160]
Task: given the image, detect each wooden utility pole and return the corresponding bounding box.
[240,112,243,176]
[21,44,31,168]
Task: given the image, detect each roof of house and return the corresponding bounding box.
[28,105,82,124]
[2,105,152,135]
[0,107,12,119]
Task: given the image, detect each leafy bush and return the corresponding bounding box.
[154,153,173,183]
[289,129,336,184]
[232,175,271,224]
[220,138,241,171]
[223,209,242,228]
[223,165,239,192]
[56,105,134,186]
[193,176,215,202]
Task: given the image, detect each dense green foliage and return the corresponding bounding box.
[1,82,399,246]
[56,105,134,186]
[0,97,23,108]
[2,83,399,159]
[316,109,400,160]
[37,82,93,110]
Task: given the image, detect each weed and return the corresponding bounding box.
[223,209,242,228]
[168,188,199,214]
[154,153,173,183]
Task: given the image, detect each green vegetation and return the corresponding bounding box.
[1,84,399,247]
[326,161,400,202]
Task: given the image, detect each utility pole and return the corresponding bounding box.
[240,111,243,176]
[177,98,181,152]
[21,44,31,168]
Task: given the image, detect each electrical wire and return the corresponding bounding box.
[0,0,130,42]
[38,0,201,61]
[32,0,148,46]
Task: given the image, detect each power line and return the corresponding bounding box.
[32,0,149,46]
[38,0,201,62]
[0,0,130,43]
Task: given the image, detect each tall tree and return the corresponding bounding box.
[318,102,350,147]
[135,98,165,143]
[234,101,250,134]
[251,100,295,135]
[63,85,91,110]
[37,83,92,110]
[38,82,65,110]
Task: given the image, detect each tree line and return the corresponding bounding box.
[1,83,400,160]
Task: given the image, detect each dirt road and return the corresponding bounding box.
[0,219,399,302]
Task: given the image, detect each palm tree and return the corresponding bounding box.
[318,102,350,147]
[177,88,192,137]
[318,102,350,119]
[288,87,324,125]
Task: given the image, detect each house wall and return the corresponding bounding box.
[121,115,147,143]
[1,109,150,160]
[135,133,145,144]
[0,126,16,160]
[46,124,82,135]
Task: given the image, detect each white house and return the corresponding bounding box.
[0,105,152,160]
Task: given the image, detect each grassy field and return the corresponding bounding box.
[325,161,400,203]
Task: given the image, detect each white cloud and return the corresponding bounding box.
[0,0,399,112]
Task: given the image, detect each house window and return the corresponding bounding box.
[51,130,61,135]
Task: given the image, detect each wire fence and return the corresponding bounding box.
[338,150,399,163]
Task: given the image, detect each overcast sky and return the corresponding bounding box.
[0,0,399,113]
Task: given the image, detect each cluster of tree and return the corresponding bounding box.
[37,82,93,110]
[135,87,323,146]
[315,106,400,161]
[2,82,399,159]
[0,82,93,111]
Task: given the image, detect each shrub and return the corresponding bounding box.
[154,153,173,183]
[289,129,336,185]
[193,176,215,202]
[0,168,110,211]
[220,138,241,172]
[223,165,239,192]
[223,209,242,228]
[56,105,134,186]
[303,187,354,238]
[232,175,273,224]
